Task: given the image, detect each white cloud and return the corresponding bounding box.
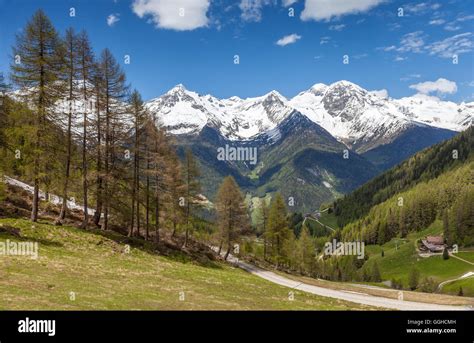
[429,18,445,25]
[369,89,388,99]
[301,0,385,21]
[394,56,406,61]
[282,0,298,6]
[404,2,441,15]
[397,31,426,53]
[329,24,346,31]
[426,32,474,58]
[276,33,302,46]
[444,22,461,31]
[320,36,331,44]
[409,78,457,95]
[107,13,120,26]
[377,45,396,51]
[239,0,274,22]
[132,0,210,31]
[400,74,421,81]
[457,15,474,22]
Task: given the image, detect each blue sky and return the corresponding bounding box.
[0,0,473,102]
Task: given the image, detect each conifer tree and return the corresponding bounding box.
[371,261,382,282]
[77,30,95,229]
[215,176,249,260]
[57,28,80,224]
[167,151,185,239]
[11,10,65,222]
[97,48,128,230]
[182,148,201,247]
[267,193,290,266]
[298,225,315,274]
[257,198,270,260]
[91,63,104,228]
[128,90,147,237]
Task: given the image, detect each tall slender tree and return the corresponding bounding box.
[56,28,80,224]
[128,90,147,237]
[97,48,128,230]
[182,148,201,247]
[91,63,104,228]
[11,10,65,222]
[257,198,270,260]
[267,193,290,267]
[215,176,249,260]
[77,30,95,229]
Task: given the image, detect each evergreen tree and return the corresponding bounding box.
[0,72,9,149]
[215,176,249,260]
[442,247,449,260]
[182,148,201,247]
[257,198,270,260]
[10,10,65,222]
[371,261,382,282]
[267,193,290,266]
[91,62,104,228]
[77,30,95,229]
[56,28,80,224]
[97,48,128,230]
[128,90,147,237]
[298,225,315,274]
[442,208,450,245]
[408,267,420,290]
[167,151,185,239]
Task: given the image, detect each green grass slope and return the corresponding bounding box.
[362,222,474,292]
[0,218,374,310]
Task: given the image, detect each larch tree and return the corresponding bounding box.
[215,176,249,260]
[91,63,103,227]
[182,148,201,247]
[56,27,80,224]
[97,48,128,230]
[167,150,185,239]
[128,90,147,237]
[257,198,270,260]
[267,193,290,267]
[298,225,315,274]
[77,30,95,229]
[11,9,65,222]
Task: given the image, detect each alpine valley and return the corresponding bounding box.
[144,81,473,213]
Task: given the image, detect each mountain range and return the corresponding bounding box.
[145,81,473,212]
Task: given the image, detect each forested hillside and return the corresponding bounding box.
[333,126,474,228]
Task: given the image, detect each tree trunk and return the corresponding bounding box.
[154,192,160,243]
[224,243,231,261]
[80,92,88,229]
[92,86,102,228]
[58,97,73,223]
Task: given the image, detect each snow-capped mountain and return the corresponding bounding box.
[145,84,294,140]
[145,81,473,152]
[394,93,474,132]
[289,81,413,151]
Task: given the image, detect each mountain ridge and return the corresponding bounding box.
[145,81,473,154]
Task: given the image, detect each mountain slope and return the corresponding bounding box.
[334,126,474,229]
[146,81,473,153]
[175,111,379,212]
[362,125,457,170]
[0,217,373,310]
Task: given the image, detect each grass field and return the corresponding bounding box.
[442,277,474,297]
[0,218,375,310]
